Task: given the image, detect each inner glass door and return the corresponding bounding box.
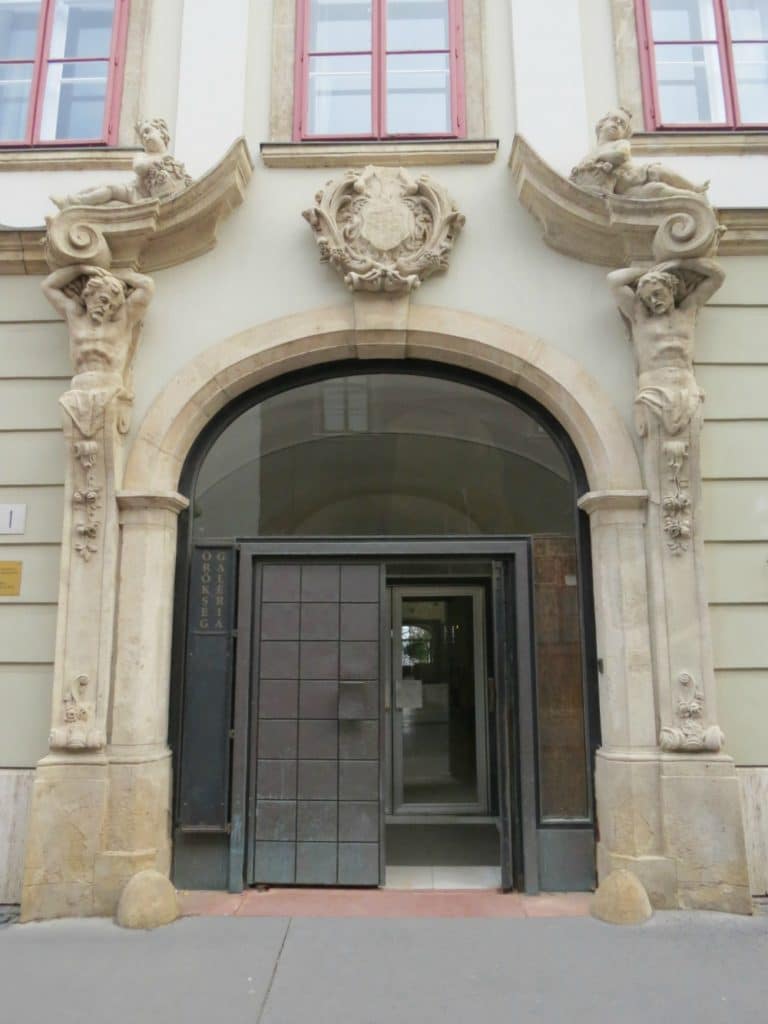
[390,586,489,815]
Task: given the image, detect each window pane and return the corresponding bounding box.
[387,52,450,133]
[727,0,768,39]
[733,42,768,120]
[192,374,576,539]
[0,0,41,60]
[0,62,31,139]
[649,0,717,40]
[39,58,107,139]
[387,0,450,51]
[307,54,371,134]
[309,0,372,52]
[48,0,114,59]
[654,42,726,121]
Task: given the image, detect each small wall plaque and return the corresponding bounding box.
[0,561,22,597]
[0,504,27,535]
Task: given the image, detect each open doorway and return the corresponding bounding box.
[385,579,500,889]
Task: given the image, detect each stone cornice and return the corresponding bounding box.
[261,139,499,168]
[510,134,768,264]
[632,131,768,157]
[0,147,138,172]
[0,138,253,275]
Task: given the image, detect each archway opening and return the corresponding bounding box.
[171,361,599,893]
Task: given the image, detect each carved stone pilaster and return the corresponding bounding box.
[48,396,126,754]
[634,384,725,753]
[608,255,726,754]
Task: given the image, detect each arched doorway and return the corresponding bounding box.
[170,362,600,893]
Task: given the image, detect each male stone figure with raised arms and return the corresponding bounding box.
[42,264,154,435]
[607,258,725,435]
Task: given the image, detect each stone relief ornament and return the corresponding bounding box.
[662,440,691,555]
[51,118,193,211]
[660,672,724,753]
[72,441,102,561]
[303,165,465,292]
[49,674,104,752]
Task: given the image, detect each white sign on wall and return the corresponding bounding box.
[0,504,27,535]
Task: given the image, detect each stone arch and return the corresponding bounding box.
[123,304,642,494]
[106,303,659,914]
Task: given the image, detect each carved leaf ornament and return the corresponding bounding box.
[303,165,465,292]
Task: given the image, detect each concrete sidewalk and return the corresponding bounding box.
[2,911,767,1024]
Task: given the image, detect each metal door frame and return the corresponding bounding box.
[389,584,490,817]
[227,538,538,894]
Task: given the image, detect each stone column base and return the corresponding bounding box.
[595,748,752,914]
[21,758,109,921]
[20,751,173,921]
[660,755,752,914]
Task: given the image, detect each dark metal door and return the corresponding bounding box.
[247,561,385,886]
[493,553,539,894]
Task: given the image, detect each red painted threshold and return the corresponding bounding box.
[179,889,592,919]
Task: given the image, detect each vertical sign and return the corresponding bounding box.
[0,505,26,535]
[178,545,236,830]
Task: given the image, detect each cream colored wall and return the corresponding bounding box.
[0,0,766,779]
[0,283,66,768]
[699,259,768,766]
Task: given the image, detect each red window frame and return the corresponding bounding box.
[635,0,768,129]
[293,0,466,141]
[0,0,130,147]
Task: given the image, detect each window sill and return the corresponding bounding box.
[0,147,139,172]
[632,131,768,157]
[260,138,499,168]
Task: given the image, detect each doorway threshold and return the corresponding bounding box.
[384,866,501,890]
[179,889,592,919]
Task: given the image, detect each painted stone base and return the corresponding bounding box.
[20,753,172,921]
[737,767,768,896]
[0,769,34,903]
[595,750,752,914]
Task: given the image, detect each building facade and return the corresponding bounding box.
[0,0,767,918]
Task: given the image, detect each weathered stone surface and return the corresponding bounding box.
[115,870,179,930]
[591,869,653,925]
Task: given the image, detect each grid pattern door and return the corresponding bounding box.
[250,562,383,886]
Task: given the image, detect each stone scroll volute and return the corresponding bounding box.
[303,165,465,292]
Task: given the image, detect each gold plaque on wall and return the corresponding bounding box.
[0,561,22,597]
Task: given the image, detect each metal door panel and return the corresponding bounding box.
[178,545,236,832]
[249,561,384,886]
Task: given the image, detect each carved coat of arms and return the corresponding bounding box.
[303,165,465,293]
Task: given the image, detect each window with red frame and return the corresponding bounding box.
[294,0,465,140]
[636,0,768,127]
[0,0,129,146]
